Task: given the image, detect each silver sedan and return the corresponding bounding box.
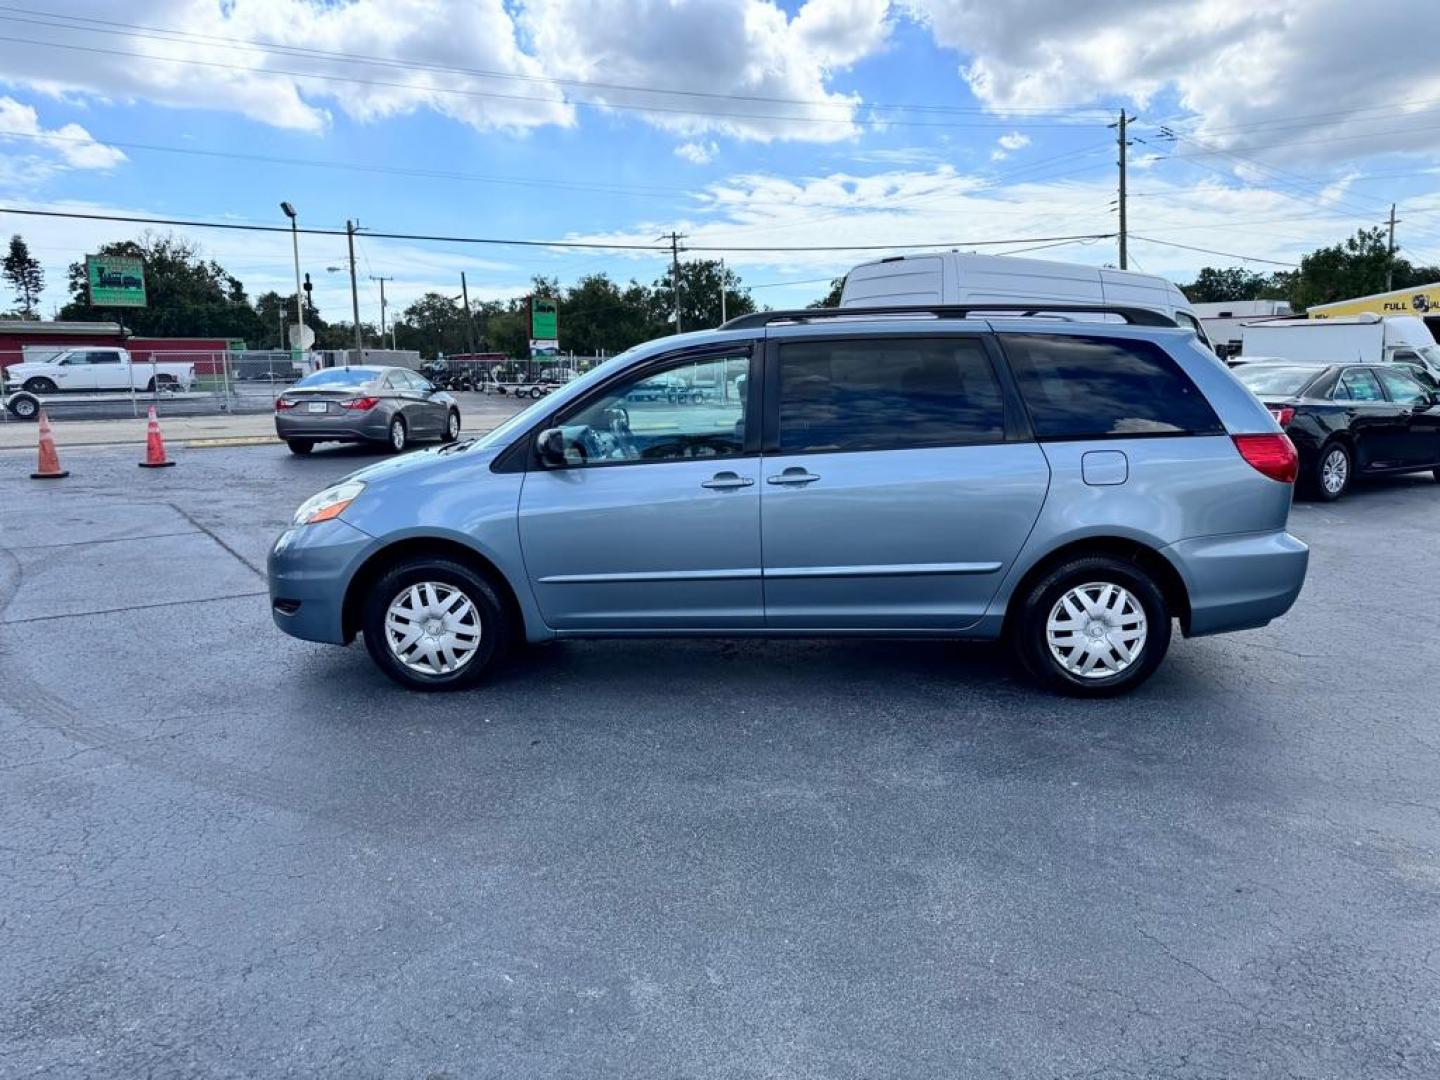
[274,366,461,455]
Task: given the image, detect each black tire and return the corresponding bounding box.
[386,415,408,454]
[361,557,510,691]
[441,409,461,443]
[1308,440,1351,502]
[7,393,39,420]
[22,377,57,395]
[286,438,314,455]
[1011,555,1172,697]
[529,386,544,399]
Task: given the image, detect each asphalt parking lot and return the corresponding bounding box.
[3,441,1440,1078]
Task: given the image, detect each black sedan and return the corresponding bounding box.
[1234,361,1440,500]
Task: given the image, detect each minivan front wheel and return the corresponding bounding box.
[361,558,509,691]
[1012,556,1171,697]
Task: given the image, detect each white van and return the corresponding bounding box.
[839,253,1213,350]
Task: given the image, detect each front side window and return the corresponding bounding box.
[1002,333,1223,439]
[558,352,749,464]
[776,336,1005,454]
[1336,368,1384,402]
[1376,367,1430,405]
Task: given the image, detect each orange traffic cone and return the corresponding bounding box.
[30,410,69,480]
[138,405,176,469]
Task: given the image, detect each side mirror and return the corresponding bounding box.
[536,427,587,467]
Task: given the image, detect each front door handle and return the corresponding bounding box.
[701,471,755,490]
[767,467,821,486]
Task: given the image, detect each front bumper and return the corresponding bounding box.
[1164,530,1309,637]
[267,518,376,643]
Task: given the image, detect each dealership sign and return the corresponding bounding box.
[1309,282,1440,319]
[85,254,148,308]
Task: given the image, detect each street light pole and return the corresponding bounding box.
[371,276,394,350]
[280,202,303,361]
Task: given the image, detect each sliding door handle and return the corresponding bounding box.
[701,471,755,490]
[767,467,820,486]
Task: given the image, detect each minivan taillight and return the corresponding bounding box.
[1233,434,1298,484]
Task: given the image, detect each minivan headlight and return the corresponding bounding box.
[293,480,365,525]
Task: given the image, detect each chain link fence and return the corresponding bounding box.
[1,349,431,422]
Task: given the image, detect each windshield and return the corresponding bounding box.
[1235,365,1322,397]
[474,349,639,450]
[294,368,378,389]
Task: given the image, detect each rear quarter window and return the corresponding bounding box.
[1000,333,1223,439]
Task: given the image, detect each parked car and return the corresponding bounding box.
[274,365,461,455]
[1233,360,1440,500]
[3,347,194,399]
[269,303,1308,697]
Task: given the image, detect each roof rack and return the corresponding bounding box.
[719,303,1178,331]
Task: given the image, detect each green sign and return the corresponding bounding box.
[86,255,147,308]
[531,296,558,341]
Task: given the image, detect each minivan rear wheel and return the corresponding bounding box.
[1012,556,1171,697]
[361,557,509,691]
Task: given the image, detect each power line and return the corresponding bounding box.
[0,204,1115,255]
[1130,236,1298,267]
[0,5,1117,120]
[0,32,1098,132]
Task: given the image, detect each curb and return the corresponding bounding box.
[184,436,281,448]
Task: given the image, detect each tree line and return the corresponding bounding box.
[1,233,756,358]
[5,226,1438,355]
[1178,227,1440,306]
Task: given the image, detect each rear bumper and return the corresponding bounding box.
[1164,530,1309,637]
[275,411,389,442]
[267,518,376,644]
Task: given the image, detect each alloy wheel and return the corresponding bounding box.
[1322,447,1348,495]
[1046,582,1148,679]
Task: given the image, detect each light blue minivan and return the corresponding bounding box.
[269,305,1308,696]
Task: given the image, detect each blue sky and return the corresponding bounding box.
[2,0,1439,329]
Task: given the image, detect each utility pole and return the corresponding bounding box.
[658,231,686,332]
[460,272,476,355]
[1115,109,1128,270]
[370,276,394,350]
[1385,203,1400,292]
[345,220,362,354]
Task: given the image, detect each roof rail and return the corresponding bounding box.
[719,303,1178,331]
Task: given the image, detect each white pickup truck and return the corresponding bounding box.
[3,347,196,396]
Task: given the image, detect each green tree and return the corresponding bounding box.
[652,259,756,334]
[3,235,44,319]
[392,292,472,359]
[808,276,845,308]
[59,233,262,342]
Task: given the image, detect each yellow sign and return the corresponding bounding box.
[1309,283,1440,319]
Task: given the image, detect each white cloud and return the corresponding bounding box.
[676,140,720,165]
[0,97,126,170]
[519,0,891,142]
[990,129,1030,160]
[0,0,571,136]
[0,0,891,145]
[905,0,1440,163]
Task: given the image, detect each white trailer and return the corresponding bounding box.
[1239,314,1440,378]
